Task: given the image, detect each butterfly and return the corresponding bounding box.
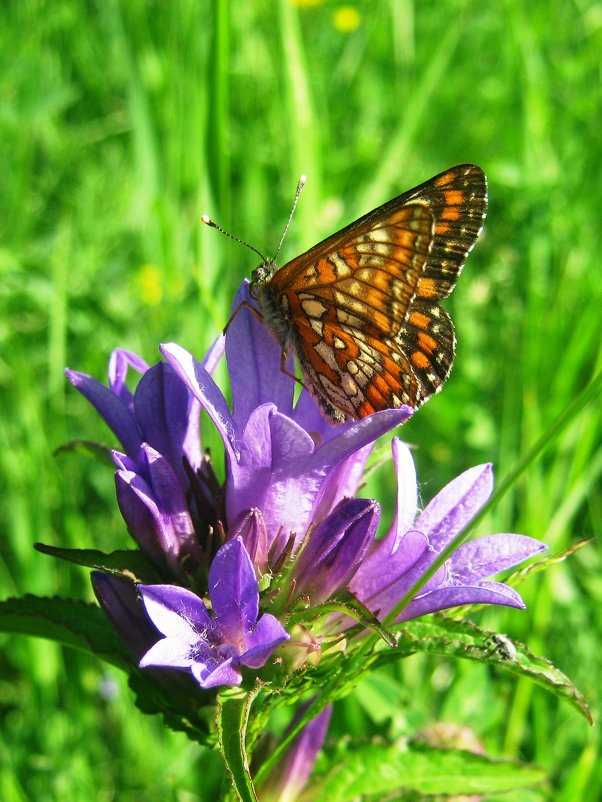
[207,164,487,422]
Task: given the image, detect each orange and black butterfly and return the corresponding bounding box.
[208,164,487,422]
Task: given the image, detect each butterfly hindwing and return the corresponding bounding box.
[292,295,421,420]
[395,300,456,403]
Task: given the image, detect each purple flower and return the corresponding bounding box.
[349,439,547,622]
[161,282,412,559]
[92,571,159,661]
[68,279,546,683]
[138,538,289,688]
[66,344,224,579]
[258,703,332,802]
[292,498,380,605]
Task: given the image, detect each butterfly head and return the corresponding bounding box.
[250,258,278,292]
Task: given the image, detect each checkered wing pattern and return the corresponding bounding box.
[254,164,487,422]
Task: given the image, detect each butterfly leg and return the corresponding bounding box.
[223,299,265,335]
[279,350,307,390]
[223,296,308,393]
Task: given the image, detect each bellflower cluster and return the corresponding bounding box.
[67,282,545,699]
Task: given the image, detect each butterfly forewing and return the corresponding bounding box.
[408,164,488,300]
[254,164,487,422]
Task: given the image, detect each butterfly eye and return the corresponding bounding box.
[251,260,277,288]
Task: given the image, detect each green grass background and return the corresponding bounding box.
[1,0,601,799]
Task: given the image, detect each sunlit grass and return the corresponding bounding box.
[1,1,600,799]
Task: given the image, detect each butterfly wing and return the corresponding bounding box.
[274,164,487,297]
[292,293,456,420]
[262,164,487,420]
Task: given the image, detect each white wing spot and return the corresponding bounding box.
[301,298,328,319]
[329,252,352,277]
[341,373,360,396]
[310,318,324,336]
[314,340,339,371]
[368,227,392,243]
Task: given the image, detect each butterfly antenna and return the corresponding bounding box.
[200,215,267,262]
[273,174,307,261]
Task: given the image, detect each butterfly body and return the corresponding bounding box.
[250,164,487,422]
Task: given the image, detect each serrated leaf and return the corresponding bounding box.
[375,615,591,723]
[305,740,545,801]
[0,595,131,670]
[53,438,114,463]
[507,538,593,586]
[34,543,162,583]
[128,669,215,746]
[217,687,261,802]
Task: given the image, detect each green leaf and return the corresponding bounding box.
[53,438,114,463]
[376,615,591,723]
[1,596,216,744]
[216,686,261,802]
[506,538,593,586]
[305,740,546,801]
[128,669,216,746]
[0,595,132,670]
[34,542,162,583]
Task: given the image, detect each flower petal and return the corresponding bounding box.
[229,404,411,552]
[92,572,158,660]
[108,349,149,410]
[398,580,526,621]
[227,405,317,546]
[134,362,202,483]
[139,636,196,668]
[114,449,198,578]
[192,656,243,689]
[231,508,270,572]
[160,342,238,461]
[202,333,225,374]
[450,534,547,583]
[65,369,142,457]
[240,613,290,669]
[226,282,296,429]
[138,584,211,638]
[209,538,259,640]
[115,469,167,567]
[315,407,413,471]
[390,438,419,548]
[350,529,430,611]
[289,386,337,440]
[294,498,380,604]
[415,463,494,550]
[138,444,200,571]
[311,443,374,524]
[258,704,332,802]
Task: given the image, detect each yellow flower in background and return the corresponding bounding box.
[136,263,164,306]
[290,0,324,8]
[332,6,361,32]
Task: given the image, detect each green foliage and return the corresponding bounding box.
[0,595,131,670]
[1,0,601,800]
[306,740,546,801]
[34,543,163,583]
[386,616,591,724]
[217,688,262,802]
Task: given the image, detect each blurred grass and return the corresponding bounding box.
[1,0,601,799]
